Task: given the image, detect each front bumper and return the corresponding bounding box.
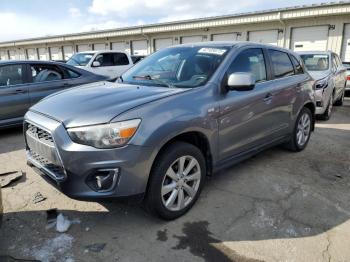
[25,111,153,200]
[314,88,329,115]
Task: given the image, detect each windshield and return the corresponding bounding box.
[67,53,94,66]
[300,54,329,71]
[121,46,230,88]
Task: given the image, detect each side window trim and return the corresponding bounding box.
[0,64,25,88]
[268,49,295,79]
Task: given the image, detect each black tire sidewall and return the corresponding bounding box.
[147,142,206,220]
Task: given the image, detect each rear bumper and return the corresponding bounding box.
[25,111,154,200]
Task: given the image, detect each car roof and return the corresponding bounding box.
[0,60,67,66]
[297,51,333,56]
[76,50,127,54]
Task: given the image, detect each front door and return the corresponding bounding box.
[0,64,29,124]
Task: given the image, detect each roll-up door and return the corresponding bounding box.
[291,26,329,51]
[38,48,49,60]
[131,40,148,55]
[154,38,173,51]
[9,50,16,60]
[0,50,8,60]
[27,48,37,60]
[63,46,74,60]
[212,33,238,41]
[181,36,204,44]
[341,24,350,62]
[50,47,62,60]
[94,43,108,50]
[248,30,279,45]
[77,44,91,52]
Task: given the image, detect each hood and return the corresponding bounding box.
[30,82,187,128]
[308,70,331,81]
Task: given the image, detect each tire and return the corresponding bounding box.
[320,93,333,121]
[334,90,345,106]
[285,107,312,152]
[145,141,206,220]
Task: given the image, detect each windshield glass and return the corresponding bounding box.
[67,53,94,66]
[300,54,329,71]
[121,46,230,88]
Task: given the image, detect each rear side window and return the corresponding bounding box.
[269,50,295,78]
[31,64,63,83]
[62,67,81,79]
[227,48,267,83]
[95,53,129,67]
[291,55,304,75]
[0,64,23,87]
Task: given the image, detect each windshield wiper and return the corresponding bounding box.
[132,75,175,88]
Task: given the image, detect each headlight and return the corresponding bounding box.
[67,119,141,149]
[315,78,329,89]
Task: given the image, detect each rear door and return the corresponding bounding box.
[27,63,70,105]
[0,64,29,123]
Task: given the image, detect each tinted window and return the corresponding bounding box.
[300,54,329,71]
[0,64,23,87]
[291,55,304,75]
[269,50,294,78]
[63,68,81,78]
[227,48,267,83]
[31,64,63,82]
[95,53,129,67]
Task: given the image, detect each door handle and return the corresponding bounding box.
[263,93,273,102]
[13,89,26,94]
[63,83,71,87]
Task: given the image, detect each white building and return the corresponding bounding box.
[1,2,350,61]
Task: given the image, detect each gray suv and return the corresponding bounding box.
[24,42,315,220]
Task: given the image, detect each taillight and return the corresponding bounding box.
[347,75,350,81]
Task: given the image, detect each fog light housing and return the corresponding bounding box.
[87,168,120,192]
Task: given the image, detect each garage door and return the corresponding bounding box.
[94,43,108,51]
[27,49,37,60]
[248,30,279,45]
[181,36,204,44]
[212,33,239,41]
[77,44,91,52]
[0,50,7,60]
[50,47,62,60]
[341,24,350,62]
[291,26,329,52]
[154,38,173,51]
[38,48,49,60]
[63,46,74,60]
[16,49,26,60]
[111,42,125,51]
[131,40,148,55]
[9,50,16,60]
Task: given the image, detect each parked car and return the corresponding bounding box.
[299,51,347,120]
[343,62,350,94]
[131,55,146,64]
[25,42,315,220]
[66,50,134,80]
[0,60,107,129]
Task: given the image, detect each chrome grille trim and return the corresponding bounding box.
[25,120,67,182]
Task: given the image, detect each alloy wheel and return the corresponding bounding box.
[296,113,311,147]
[161,156,201,211]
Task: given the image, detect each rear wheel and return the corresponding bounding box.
[145,142,206,220]
[285,107,312,152]
[320,93,333,121]
[334,90,345,106]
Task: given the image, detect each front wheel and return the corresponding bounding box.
[285,107,312,152]
[145,142,206,220]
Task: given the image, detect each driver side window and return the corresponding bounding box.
[227,48,267,83]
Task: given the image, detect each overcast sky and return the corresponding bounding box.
[0,0,324,42]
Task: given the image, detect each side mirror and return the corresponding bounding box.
[227,72,255,91]
[92,61,101,67]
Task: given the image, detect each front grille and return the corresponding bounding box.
[29,150,66,181]
[27,123,54,146]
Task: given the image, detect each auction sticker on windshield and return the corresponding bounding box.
[198,48,227,56]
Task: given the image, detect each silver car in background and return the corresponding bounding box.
[299,51,347,120]
[343,62,350,93]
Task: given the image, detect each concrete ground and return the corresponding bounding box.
[0,98,349,262]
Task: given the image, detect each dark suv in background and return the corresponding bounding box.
[24,42,315,220]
